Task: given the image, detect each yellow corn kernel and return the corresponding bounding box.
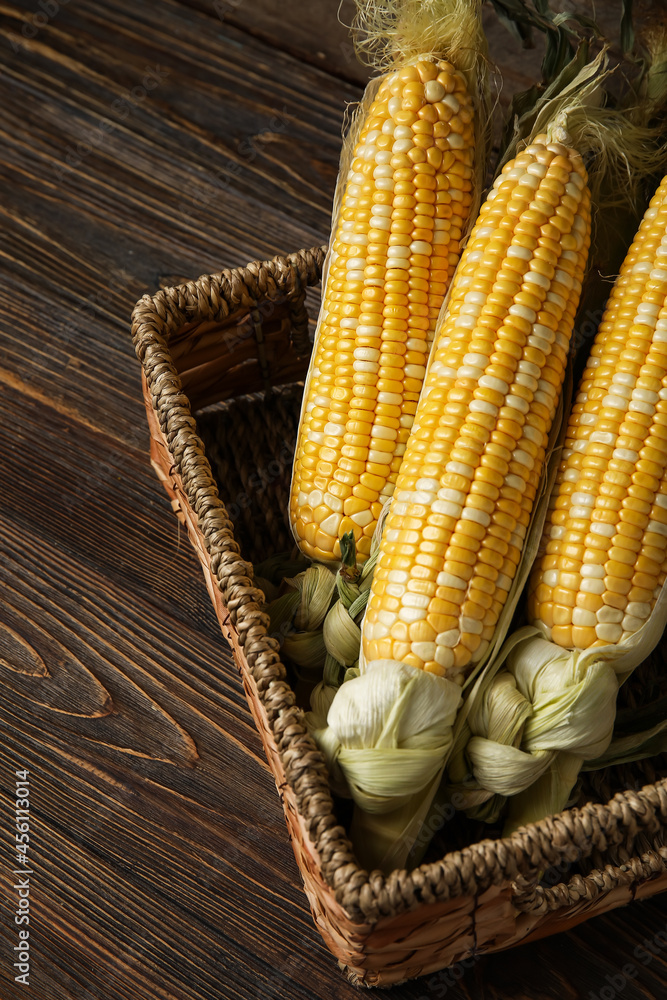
[361,134,591,679]
[290,57,477,561]
[528,173,667,649]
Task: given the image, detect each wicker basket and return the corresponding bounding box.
[131,247,667,987]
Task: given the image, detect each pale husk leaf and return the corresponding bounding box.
[290,564,337,631]
[314,101,575,865]
[266,590,301,639]
[324,660,462,804]
[307,661,462,871]
[323,600,362,667]
[450,566,667,831]
[281,629,328,674]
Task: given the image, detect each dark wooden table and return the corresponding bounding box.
[2,1,667,997]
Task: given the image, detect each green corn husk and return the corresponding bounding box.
[323,601,362,667]
[290,564,336,631]
[306,523,385,724]
[583,687,667,770]
[253,551,311,605]
[322,530,380,663]
[253,551,310,605]
[442,10,667,838]
[253,575,280,604]
[309,309,572,871]
[583,718,667,771]
[282,629,328,675]
[318,659,464,872]
[335,531,363,604]
[265,563,337,682]
[254,553,310,585]
[267,589,301,637]
[307,34,667,867]
[309,658,343,730]
[446,626,621,827]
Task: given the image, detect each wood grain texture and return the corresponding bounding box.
[2,0,666,997]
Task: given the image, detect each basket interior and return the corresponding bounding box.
[187,373,667,878]
[197,384,304,563]
[170,299,310,412]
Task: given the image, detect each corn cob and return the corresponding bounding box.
[528,173,667,649]
[289,57,477,564]
[362,134,592,681]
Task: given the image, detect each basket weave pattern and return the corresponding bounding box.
[132,248,667,986]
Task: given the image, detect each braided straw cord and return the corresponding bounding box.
[131,248,667,938]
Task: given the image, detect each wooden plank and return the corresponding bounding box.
[175,0,625,98]
[0,390,333,999]
[0,0,355,444]
[2,0,666,997]
[178,0,370,86]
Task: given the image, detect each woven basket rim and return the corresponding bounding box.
[131,246,667,925]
